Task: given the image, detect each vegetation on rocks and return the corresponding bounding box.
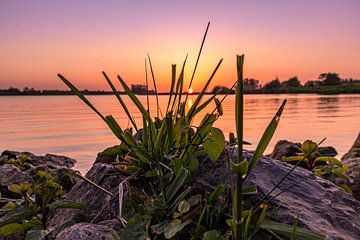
[281,140,351,193]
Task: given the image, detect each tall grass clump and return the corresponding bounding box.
[55,23,324,239]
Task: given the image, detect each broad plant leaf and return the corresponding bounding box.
[203,127,225,162]
[261,220,325,240]
[163,219,191,239]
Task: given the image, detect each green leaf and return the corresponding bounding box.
[208,184,225,204]
[0,207,36,227]
[214,97,223,116]
[231,160,248,179]
[186,59,223,121]
[25,228,53,240]
[102,71,138,131]
[177,200,190,214]
[166,168,189,203]
[203,230,226,240]
[58,74,105,120]
[203,127,225,162]
[242,184,257,195]
[163,219,191,239]
[261,220,325,240]
[249,99,287,172]
[0,220,41,237]
[121,214,151,240]
[301,140,318,156]
[49,200,85,212]
[315,157,342,166]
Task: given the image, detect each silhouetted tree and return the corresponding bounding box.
[263,77,281,90]
[212,86,234,94]
[243,78,260,91]
[281,76,301,88]
[318,72,341,86]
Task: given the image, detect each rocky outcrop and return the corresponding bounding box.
[342,133,360,201]
[0,151,78,199]
[1,150,76,169]
[55,223,116,240]
[48,148,360,240]
[270,140,337,160]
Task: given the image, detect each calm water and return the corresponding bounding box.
[1,94,359,173]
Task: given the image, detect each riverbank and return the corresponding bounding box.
[2,84,360,96]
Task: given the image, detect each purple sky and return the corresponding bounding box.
[1,0,360,90]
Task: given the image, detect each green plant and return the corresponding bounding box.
[58,24,325,240]
[0,170,84,239]
[282,140,351,192]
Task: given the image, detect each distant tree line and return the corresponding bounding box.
[211,72,360,94]
[2,72,360,96]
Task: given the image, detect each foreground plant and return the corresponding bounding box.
[282,140,351,192]
[57,24,325,239]
[0,157,84,239]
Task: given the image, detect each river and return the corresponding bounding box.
[1,94,359,173]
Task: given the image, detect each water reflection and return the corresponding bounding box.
[0,94,359,173]
[317,96,339,115]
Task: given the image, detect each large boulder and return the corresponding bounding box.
[194,150,360,240]
[342,133,360,201]
[47,163,125,228]
[55,223,116,240]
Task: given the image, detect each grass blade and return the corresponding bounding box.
[166,64,176,113]
[184,21,211,104]
[248,99,287,172]
[57,74,104,120]
[147,53,160,118]
[186,58,223,122]
[165,167,189,203]
[102,71,138,131]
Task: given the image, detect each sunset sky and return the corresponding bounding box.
[1,0,360,91]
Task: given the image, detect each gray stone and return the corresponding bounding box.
[342,133,360,160]
[0,164,33,199]
[48,163,126,228]
[194,150,360,240]
[1,150,76,169]
[342,133,360,201]
[270,140,338,160]
[55,223,115,240]
[269,140,301,160]
[49,148,360,239]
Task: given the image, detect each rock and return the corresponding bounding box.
[269,140,301,160]
[0,164,33,199]
[55,223,115,240]
[270,140,337,159]
[95,145,122,164]
[194,150,360,240]
[342,133,360,201]
[47,163,126,228]
[318,146,337,157]
[342,133,360,160]
[342,157,360,201]
[1,150,76,169]
[51,168,80,192]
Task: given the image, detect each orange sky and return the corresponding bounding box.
[1,1,360,91]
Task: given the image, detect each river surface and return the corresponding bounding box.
[1,94,359,173]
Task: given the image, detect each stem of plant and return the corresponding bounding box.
[234,54,245,239]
